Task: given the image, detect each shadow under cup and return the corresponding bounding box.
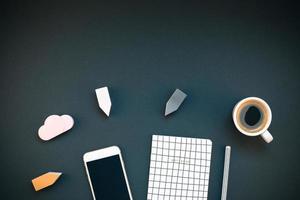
[235,99,271,135]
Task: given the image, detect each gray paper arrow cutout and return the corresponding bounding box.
[165,89,187,116]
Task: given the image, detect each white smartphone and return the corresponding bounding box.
[83,146,133,200]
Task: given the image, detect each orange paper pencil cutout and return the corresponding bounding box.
[32,172,62,191]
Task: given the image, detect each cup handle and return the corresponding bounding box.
[261,130,273,143]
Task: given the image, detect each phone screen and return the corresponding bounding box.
[87,155,131,200]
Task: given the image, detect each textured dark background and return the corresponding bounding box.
[0,1,299,199]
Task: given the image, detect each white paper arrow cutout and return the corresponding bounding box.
[95,86,112,117]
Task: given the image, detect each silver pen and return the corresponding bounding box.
[221,146,231,200]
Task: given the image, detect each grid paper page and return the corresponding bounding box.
[147,135,212,200]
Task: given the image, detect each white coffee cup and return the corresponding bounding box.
[232,97,273,143]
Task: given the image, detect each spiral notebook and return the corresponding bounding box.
[147,135,212,200]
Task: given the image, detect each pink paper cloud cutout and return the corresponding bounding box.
[38,115,74,141]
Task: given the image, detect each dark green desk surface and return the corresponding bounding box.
[1,1,299,200]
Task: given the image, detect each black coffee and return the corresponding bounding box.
[244,106,261,126]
